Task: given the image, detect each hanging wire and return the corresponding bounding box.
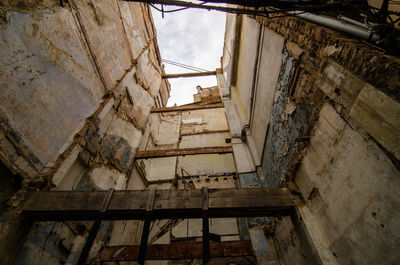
[149,1,208,14]
[149,3,190,12]
[163,59,208,72]
[162,59,209,72]
[138,0,400,26]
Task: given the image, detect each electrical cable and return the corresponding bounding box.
[163,61,206,72]
[163,59,208,72]
[162,59,209,72]
[150,1,208,13]
[163,61,203,72]
[149,3,190,12]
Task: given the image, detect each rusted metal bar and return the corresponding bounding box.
[135,146,232,159]
[202,187,210,264]
[150,103,224,113]
[138,188,156,265]
[77,188,114,265]
[162,71,217,79]
[98,240,254,261]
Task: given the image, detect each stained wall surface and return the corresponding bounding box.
[0,1,170,264]
[221,12,400,265]
[129,87,249,265]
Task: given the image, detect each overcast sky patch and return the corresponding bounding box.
[151,6,226,106]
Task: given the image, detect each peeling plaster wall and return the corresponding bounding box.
[260,50,318,188]
[129,89,247,264]
[273,20,399,265]
[0,1,169,264]
[222,13,400,265]
[293,103,400,265]
[0,8,103,170]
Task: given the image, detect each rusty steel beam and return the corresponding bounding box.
[162,71,217,79]
[98,240,254,261]
[135,146,233,159]
[150,103,224,113]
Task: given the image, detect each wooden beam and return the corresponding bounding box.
[162,71,217,79]
[98,240,253,261]
[180,129,230,136]
[22,188,300,221]
[151,103,224,113]
[77,188,114,265]
[138,188,156,265]
[202,187,210,264]
[135,146,232,159]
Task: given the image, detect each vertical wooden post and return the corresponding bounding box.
[77,188,114,265]
[202,187,210,264]
[138,188,156,265]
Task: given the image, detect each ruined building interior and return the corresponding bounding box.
[0,0,399,265]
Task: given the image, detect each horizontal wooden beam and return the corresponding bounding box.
[135,146,232,159]
[98,240,253,261]
[162,71,216,79]
[151,103,224,113]
[146,172,237,185]
[22,188,300,221]
[180,129,230,136]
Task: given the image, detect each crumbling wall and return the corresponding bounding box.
[222,13,400,265]
[127,96,251,264]
[137,106,233,184]
[0,1,170,264]
[255,16,400,265]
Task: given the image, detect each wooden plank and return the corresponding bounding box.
[162,71,217,79]
[138,188,156,265]
[151,103,224,113]
[202,187,210,264]
[98,240,253,261]
[135,146,232,159]
[180,129,230,136]
[77,189,114,265]
[22,188,301,221]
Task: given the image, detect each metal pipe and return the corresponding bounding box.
[288,11,381,42]
[337,15,368,29]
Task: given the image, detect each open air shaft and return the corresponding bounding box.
[0,1,399,265]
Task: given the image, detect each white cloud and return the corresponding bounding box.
[151,6,226,106]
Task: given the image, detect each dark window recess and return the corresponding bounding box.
[225,138,232,143]
[0,160,22,213]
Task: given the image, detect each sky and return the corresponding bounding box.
[150,4,226,106]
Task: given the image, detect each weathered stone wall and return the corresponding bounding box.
[256,15,400,265]
[117,90,250,264]
[256,14,400,102]
[0,1,170,264]
[222,13,400,265]
[137,105,234,183]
